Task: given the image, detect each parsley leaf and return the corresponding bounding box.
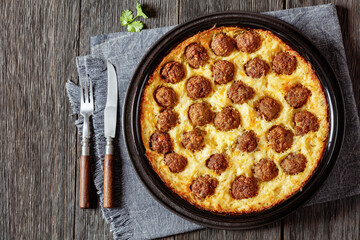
[127,21,143,32]
[120,2,148,32]
[136,2,148,19]
[120,10,133,26]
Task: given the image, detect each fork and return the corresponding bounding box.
[79,78,94,209]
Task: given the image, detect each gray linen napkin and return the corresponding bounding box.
[66,4,360,240]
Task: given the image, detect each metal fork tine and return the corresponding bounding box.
[80,79,84,103]
[84,79,89,103]
[89,79,94,105]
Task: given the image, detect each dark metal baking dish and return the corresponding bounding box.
[122,12,345,229]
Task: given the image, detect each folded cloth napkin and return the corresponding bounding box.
[66,4,360,240]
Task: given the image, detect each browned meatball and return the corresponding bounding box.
[236,130,258,152]
[188,102,213,126]
[281,153,307,175]
[231,176,258,200]
[164,153,188,173]
[161,61,185,83]
[206,153,227,174]
[214,107,241,131]
[254,159,278,181]
[294,111,319,136]
[267,126,293,153]
[154,86,178,108]
[235,31,261,53]
[157,109,178,131]
[191,175,218,198]
[181,128,205,150]
[210,33,235,56]
[227,81,255,104]
[245,58,269,79]
[273,52,297,75]
[150,130,172,154]
[185,43,209,69]
[256,97,281,121]
[285,84,311,108]
[186,76,212,99]
[212,60,235,84]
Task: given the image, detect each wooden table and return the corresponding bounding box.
[1,0,359,239]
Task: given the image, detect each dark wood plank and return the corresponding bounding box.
[334,0,360,116]
[0,0,80,239]
[171,223,281,240]
[284,196,360,240]
[142,0,180,29]
[79,0,124,56]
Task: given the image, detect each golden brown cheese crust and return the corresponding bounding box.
[140,26,329,214]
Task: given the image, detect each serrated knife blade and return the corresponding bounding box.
[103,61,118,208]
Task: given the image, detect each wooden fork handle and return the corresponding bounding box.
[79,154,92,209]
[103,138,115,208]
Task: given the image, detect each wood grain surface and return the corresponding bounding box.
[103,154,115,208]
[0,0,359,239]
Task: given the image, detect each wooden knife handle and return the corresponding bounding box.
[79,155,92,209]
[103,153,114,208]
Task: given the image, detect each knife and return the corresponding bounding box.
[103,61,118,208]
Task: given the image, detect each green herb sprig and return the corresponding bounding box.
[120,2,148,32]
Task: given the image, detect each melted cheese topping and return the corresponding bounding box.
[140,27,329,214]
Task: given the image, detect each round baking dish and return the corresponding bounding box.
[123,12,345,229]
